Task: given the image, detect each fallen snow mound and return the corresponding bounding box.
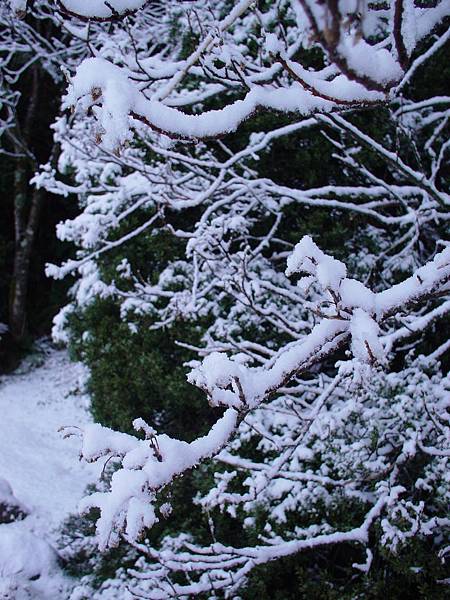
[0,522,58,579]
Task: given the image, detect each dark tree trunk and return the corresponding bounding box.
[7,64,45,346]
[9,175,44,344]
[0,18,68,367]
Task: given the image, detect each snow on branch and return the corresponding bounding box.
[57,0,450,152]
[75,409,238,549]
[65,56,335,149]
[74,237,450,556]
[55,0,151,21]
[129,485,405,598]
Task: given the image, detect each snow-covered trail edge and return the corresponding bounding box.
[0,344,99,598]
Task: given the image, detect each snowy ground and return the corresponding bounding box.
[0,343,99,598]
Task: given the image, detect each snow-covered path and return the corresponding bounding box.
[0,344,99,598]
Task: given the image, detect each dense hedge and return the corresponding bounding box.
[59,34,450,600]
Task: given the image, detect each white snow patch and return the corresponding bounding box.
[0,346,97,524]
[0,345,99,598]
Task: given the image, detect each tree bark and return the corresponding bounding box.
[9,170,44,344]
[8,65,44,345]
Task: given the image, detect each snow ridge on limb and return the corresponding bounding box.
[65,56,333,148]
[56,0,151,21]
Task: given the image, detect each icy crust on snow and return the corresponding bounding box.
[79,409,238,549]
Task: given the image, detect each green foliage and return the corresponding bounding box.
[242,529,449,600]
[56,22,450,600]
[68,298,214,439]
[65,208,219,438]
[59,493,140,587]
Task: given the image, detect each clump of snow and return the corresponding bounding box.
[189,351,248,407]
[340,278,375,312]
[265,33,284,55]
[65,58,136,152]
[350,309,384,364]
[58,0,147,19]
[66,56,333,151]
[338,37,404,86]
[78,407,238,550]
[0,523,58,579]
[286,235,347,292]
[7,0,26,14]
